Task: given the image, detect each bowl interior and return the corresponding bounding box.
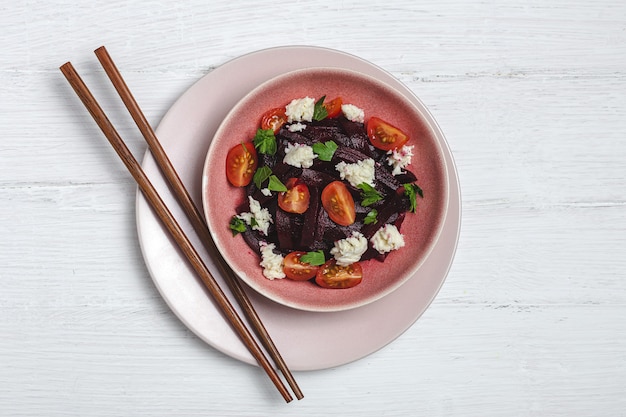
[202,67,448,312]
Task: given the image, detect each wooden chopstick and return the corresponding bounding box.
[59,61,294,403]
[92,46,303,400]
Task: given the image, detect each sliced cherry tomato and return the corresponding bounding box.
[315,259,363,289]
[366,116,409,151]
[225,142,258,187]
[321,181,356,226]
[260,107,288,134]
[278,178,310,214]
[323,97,343,118]
[283,251,319,281]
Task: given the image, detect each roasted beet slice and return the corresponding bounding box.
[299,186,320,249]
[277,129,314,146]
[373,161,403,192]
[301,124,342,143]
[260,153,277,169]
[337,117,365,138]
[241,230,263,256]
[299,168,336,188]
[275,208,302,251]
[337,118,375,155]
[333,145,370,164]
[394,169,418,184]
[360,192,410,240]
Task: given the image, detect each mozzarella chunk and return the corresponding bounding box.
[287,122,307,132]
[387,145,414,176]
[285,97,315,123]
[370,224,406,254]
[341,104,365,123]
[259,242,285,280]
[283,142,317,168]
[335,158,376,187]
[236,196,273,236]
[330,232,368,266]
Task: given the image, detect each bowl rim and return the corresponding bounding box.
[201,66,450,312]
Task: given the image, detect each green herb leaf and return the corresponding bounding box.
[229,216,247,236]
[364,209,378,225]
[253,166,272,189]
[253,128,277,155]
[299,250,326,266]
[403,183,424,213]
[313,96,328,121]
[312,140,338,162]
[267,175,287,192]
[357,182,383,206]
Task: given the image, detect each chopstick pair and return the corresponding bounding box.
[60,46,302,402]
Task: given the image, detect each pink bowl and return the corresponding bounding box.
[202,67,448,312]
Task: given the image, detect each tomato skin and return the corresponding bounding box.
[323,97,343,118]
[225,142,258,187]
[278,178,310,214]
[283,251,319,281]
[260,107,288,133]
[315,259,363,289]
[321,181,356,226]
[366,116,409,151]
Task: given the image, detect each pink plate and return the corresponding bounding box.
[137,45,460,370]
[202,67,449,312]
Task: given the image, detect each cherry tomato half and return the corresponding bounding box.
[260,107,288,134]
[321,181,355,226]
[278,178,310,214]
[315,259,363,289]
[366,116,409,151]
[323,97,343,118]
[283,251,319,281]
[225,142,258,187]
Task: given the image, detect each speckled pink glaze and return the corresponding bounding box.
[202,67,448,311]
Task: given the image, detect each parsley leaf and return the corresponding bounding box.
[253,128,277,155]
[312,140,338,162]
[229,216,247,236]
[299,250,326,266]
[364,209,378,225]
[357,183,383,206]
[253,166,272,189]
[403,183,424,213]
[267,175,287,192]
[313,96,328,121]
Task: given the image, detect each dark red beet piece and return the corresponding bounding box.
[394,170,418,184]
[299,186,320,249]
[275,208,298,250]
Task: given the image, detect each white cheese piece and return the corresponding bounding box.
[283,142,317,168]
[386,145,414,176]
[259,242,285,280]
[335,158,376,187]
[236,196,273,236]
[370,224,406,254]
[341,104,365,123]
[287,122,307,132]
[260,188,272,197]
[330,232,368,266]
[285,97,315,123]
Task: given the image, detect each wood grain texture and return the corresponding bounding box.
[1,0,625,415]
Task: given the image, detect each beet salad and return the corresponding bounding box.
[226,95,423,289]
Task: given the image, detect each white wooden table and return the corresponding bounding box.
[2,1,625,415]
